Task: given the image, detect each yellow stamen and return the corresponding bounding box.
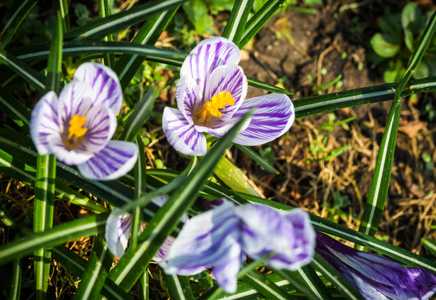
[68,114,87,140]
[196,90,235,125]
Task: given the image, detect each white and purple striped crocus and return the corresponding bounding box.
[162,37,295,156]
[163,200,315,293]
[30,62,138,180]
[105,195,187,262]
[316,232,436,300]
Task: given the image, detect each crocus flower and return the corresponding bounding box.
[316,232,436,300]
[162,37,295,156]
[105,195,187,261]
[163,200,315,293]
[30,63,138,180]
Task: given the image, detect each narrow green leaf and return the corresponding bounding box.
[275,270,320,300]
[139,271,149,300]
[107,111,254,290]
[164,274,195,300]
[240,0,285,48]
[74,238,109,300]
[114,8,178,89]
[311,253,365,300]
[247,77,292,94]
[358,10,436,239]
[293,76,436,118]
[293,265,332,300]
[0,213,109,265]
[0,49,45,93]
[64,0,187,40]
[98,0,115,68]
[45,12,63,93]
[222,0,254,45]
[0,87,31,129]
[16,41,187,62]
[235,144,279,174]
[57,0,71,32]
[120,87,155,142]
[422,238,436,256]
[0,0,37,47]
[52,246,133,299]
[33,153,57,299]
[240,270,291,300]
[8,256,22,300]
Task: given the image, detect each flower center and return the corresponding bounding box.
[64,114,87,148]
[196,90,235,126]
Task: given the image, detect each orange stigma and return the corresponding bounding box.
[64,114,87,148]
[196,91,235,126]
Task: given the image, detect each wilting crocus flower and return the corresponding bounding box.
[162,37,295,156]
[163,200,315,293]
[105,195,187,261]
[316,232,436,300]
[30,62,138,180]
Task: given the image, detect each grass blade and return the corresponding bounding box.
[240,270,292,300]
[0,0,37,47]
[0,49,45,93]
[358,10,436,238]
[0,213,109,265]
[8,256,22,300]
[222,0,254,45]
[114,8,178,89]
[235,144,279,174]
[57,0,70,32]
[0,87,30,129]
[164,274,195,300]
[240,0,285,48]
[98,0,115,68]
[247,77,291,94]
[120,87,155,142]
[107,111,254,291]
[33,14,62,298]
[64,0,187,40]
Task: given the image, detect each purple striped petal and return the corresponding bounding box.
[180,37,241,95]
[316,232,436,300]
[74,62,123,115]
[30,91,60,155]
[164,201,243,278]
[77,140,138,180]
[105,208,132,258]
[176,76,202,125]
[162,107,207,156]
[232,94,295,146]
[236,206,315,270]
[46,134,94,165]
[212,242,245,293]
[58,81,93,129]
[83,105,116,153]
[202,64,247,124]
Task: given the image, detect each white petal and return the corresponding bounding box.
[105,208,132,258]
[58,81,93,129]
[162,107,207,156]
[77,140,138,180]
[83,105,117,153]
[180,37,241,96]
[232,94,295,146]
[47,134,93,165]
[176,76,202,126]
[30,92,60,155]
[74,62,123,115]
